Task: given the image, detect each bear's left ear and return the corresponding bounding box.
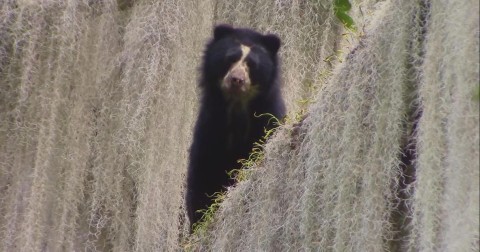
[214,24,235,41]
[261,34,281,55]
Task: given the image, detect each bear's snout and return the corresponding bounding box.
[228,68,246,88]
[223,64,251,94]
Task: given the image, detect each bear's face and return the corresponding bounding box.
[221,44,253,99]
[202,25,281,103]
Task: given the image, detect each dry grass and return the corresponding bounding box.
[0,0,208,250]
[408,0,480,251]
[0,0,478,251]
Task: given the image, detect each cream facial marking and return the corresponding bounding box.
[221,44,252,98]
[236,45,250,68]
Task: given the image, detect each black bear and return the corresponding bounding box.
[186,24,285,230]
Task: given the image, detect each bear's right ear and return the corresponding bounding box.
[213,24,235,41]
[261,34,281,55]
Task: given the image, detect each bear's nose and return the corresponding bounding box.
[230,76,245,87]
[228,68,246,89]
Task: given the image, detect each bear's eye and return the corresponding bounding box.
[224,50,241,64]
[246,54,259,70]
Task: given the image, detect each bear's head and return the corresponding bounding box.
[201,24,281,103]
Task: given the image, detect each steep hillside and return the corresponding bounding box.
[0,0,478,251]
[190,0,479,251]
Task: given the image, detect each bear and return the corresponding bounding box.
[186,24,285,231]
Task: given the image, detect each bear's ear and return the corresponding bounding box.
[213,24,235,41]
[261,34,281,55]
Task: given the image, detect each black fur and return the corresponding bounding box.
[186,24,285,230]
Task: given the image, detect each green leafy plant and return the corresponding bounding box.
[334,0,355,30]
[191,191,226,235]
[231,113,283,182]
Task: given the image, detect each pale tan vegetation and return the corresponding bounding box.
[0,0,478,251]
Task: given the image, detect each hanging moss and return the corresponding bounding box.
[0,0,477,251]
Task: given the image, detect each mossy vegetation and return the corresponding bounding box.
[0,0,478,251]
